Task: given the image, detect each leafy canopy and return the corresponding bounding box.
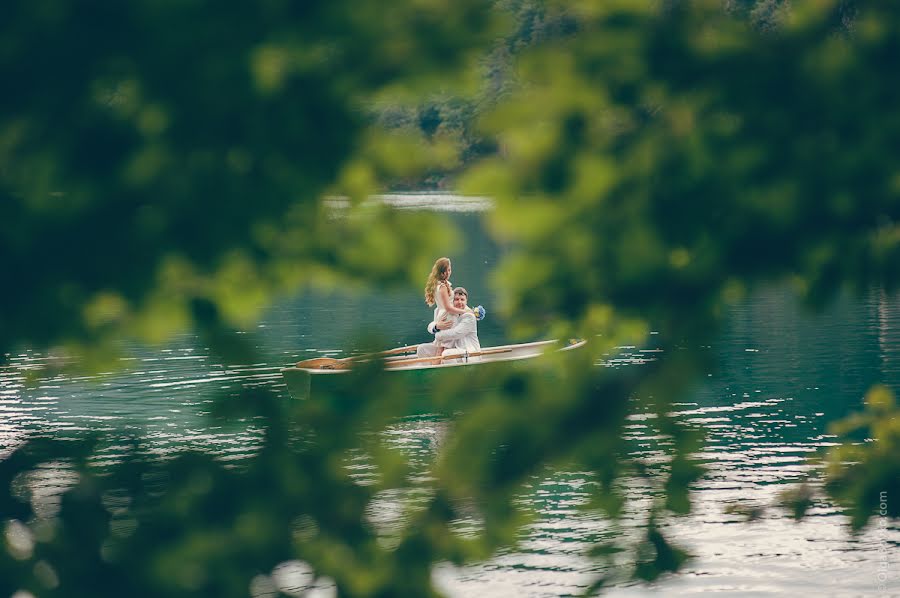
[2,1,899,596]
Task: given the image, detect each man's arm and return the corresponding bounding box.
[435,313,476,342]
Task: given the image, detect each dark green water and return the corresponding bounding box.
[2,194,898,597]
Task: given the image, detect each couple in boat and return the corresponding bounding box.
[416,257,485,359]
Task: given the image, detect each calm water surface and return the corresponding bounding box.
[2,194,898,597]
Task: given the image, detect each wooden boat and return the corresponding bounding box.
[280,339,586,400]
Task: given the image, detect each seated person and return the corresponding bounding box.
[417,287,482,358]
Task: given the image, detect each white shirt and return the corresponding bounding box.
[432,311,481,354]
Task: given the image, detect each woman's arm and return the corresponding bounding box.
[435,313,476,341]
[436,284,466,315]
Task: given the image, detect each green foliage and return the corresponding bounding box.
[778,483,816,521]
[3,0,900,596]
[369,0,577,189]
[632,520,691,582]
[773,385,898,530]
[0,0,498,358]
[822,385,900,530]
[462,0,900,574]
[466,0,900,339]
[0,368,416,597]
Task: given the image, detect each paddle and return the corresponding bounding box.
[295,344,420,369]
[384,346,513,368]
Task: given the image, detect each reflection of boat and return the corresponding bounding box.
[280,339,586,400]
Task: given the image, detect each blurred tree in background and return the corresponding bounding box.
[2,0,899,596]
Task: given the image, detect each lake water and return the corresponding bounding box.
[2,194,898,597]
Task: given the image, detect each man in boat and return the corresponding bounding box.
[416,286,482,358]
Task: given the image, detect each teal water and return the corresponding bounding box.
[1,194,898,597]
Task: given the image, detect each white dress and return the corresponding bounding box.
[416,281,453,358]
[432,281,453,347]
[436,281,452,314]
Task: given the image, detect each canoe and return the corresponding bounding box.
[280,339,586,400]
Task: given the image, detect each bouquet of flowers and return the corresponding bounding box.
[473,305,486,321]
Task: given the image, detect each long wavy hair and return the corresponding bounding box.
[424,257,451,306]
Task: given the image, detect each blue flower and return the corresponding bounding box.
[474,305,486,321]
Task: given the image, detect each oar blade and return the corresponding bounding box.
[294,357,346,369]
